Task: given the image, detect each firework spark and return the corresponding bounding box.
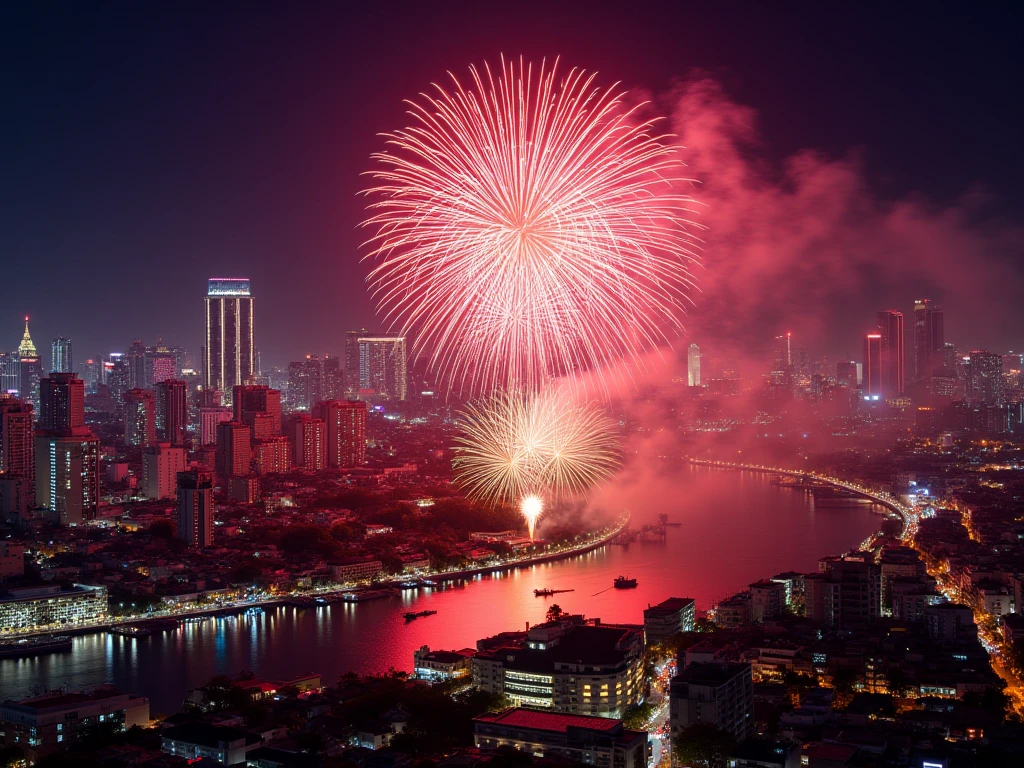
[520,495,544,541]
[363,56,700,395]
[452,390,621,518]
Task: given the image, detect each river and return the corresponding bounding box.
[1,465,886,712]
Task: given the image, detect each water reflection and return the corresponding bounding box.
[2,467,884,711]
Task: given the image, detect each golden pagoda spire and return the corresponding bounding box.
[18,316,37,358]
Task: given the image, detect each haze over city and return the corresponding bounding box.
[2,5,1024,768]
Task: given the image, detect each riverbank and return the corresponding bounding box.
[684,458,910,532]
[4,513,630,642]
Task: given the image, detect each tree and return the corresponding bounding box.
[622,702,654,730]
[831,667,858,696]
[545,604,565,623]
[694,617,718,633]
[148,519,174,539]
[673,723,735,768]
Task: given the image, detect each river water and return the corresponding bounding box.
[1,466,885,712]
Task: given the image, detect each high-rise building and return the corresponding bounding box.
[142,443,187,500]
[773,333,792,371]
[105,353,130,407]
[50,337,73,374]
[233,385,281,437]
[836,361,859,387]
[966,351,1004,407]
[0,352,19,394]
[155,380,188,447]
[215,421,251,478]
[199,406,233,446]
[913,299,944,380]
[144,339,176,387]
[123,389,156,446]
[288,356,320,410]
[177,470,214,547]
[253,436,291,475]
[80,359,100,393]
[863,334,882,398]
[669,663,753,743]
[687,343,701,387]
[319,400,367,467]
[875,310,905,397]
[0,395,35,520]
[344,329,369,395]
[293,415,325,470]
[358,336,407,400]
[323,355,343,400]
[204,278,255,397]
[39,373,85,432]
[125,339,147,390]
[35,433,100,525]
[17,318,42,413]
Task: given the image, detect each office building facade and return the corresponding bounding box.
[50,336,73,374]
[177,470,214,547]
[319,399,367,467]
[204,278,254,397]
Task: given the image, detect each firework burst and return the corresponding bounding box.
[452,390,621,520]
[363,56,700,395]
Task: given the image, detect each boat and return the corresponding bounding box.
[403,609,438,621]
[244,606,264,616]
[0,635,73,658]
[534,588,574,597]
[613,576,638,589]
[398,581,420,590]
[109,617,180,637]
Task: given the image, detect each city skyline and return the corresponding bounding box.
[3,5,1024,366]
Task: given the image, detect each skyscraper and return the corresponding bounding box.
[124,388,156,446]
[125,339,147,390]
[18,318,42,413]
[913,299,944,380]
[215,421,252,477]
[155,380,189,447]
[233,385,282,436]
[199,406,233,446]
[288,355,324,410]
[144,339,176,387]
[863,334,882,398]
[966,351,1004,407]
[687,343,701,387]
[177,469,214,547]
[0,394,34,520]
[319,400,367,467]
[50,337,73,374]
[875,310,905,397]
[35,432,100,526]
[0,352,19,394]
[143,442,187,500]
[773,333,792,371]
[358,335,407,400]
[105,353,130,407]
[39,373,85,431]
[80,359,100,393]
[344,328,369,395]
[204,278,255,397]
[293,415,325,470]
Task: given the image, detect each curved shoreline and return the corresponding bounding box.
[685,458,910,532]
[3,514,630,642]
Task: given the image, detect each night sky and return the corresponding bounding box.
[3,2,1023,370]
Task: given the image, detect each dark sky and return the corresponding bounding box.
[2,2,1022,369]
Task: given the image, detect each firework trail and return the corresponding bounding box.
[452,390,621,516]
[363,56,700,395]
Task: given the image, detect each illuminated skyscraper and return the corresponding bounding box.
[50,337,73,374]
[34,432,99,526]
[125,339,147,390]
[358,335,407,400]
[215,421,251,477]
[39,373,85,432]
[687,343,701,387]
[344,328,369,395]
[143,442,187,500]
[773,333,792,371]
[17,318,42,412]
[233,385,281,436]
[863,334,882,398]
[155,380,189,447]
[204,278,255,397]
[177,469,214,547]
[913,299,944,380]
[0,394,34,520]
[836,361,859,387]
[0,352,18,394]
[875,310,905,397]
[293,415,325,470]
[80,359,100,393]
[288,355,324,410]
[319,400,367,467]
[144,339,176,387]
[966,351,1004,406]
[199,406,232,446]
[124,389,156,446]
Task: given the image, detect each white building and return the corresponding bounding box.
[142,443,186,500]
[0,584,107,634]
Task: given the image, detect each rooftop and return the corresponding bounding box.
[645,597,695,614]
[674,662,751,687]
[475,707,620,734]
